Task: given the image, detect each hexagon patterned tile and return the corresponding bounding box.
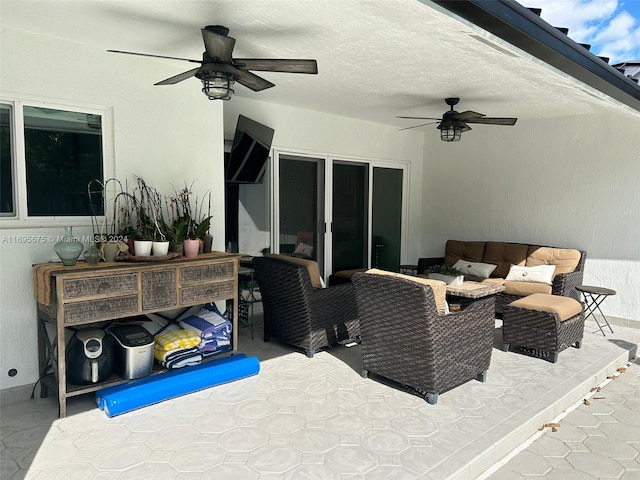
[1,313,639,480]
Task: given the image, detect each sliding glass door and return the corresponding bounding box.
[372,167,403,271]
[274,151,406,280]
[331,161,368,273]
[277,155,325,273]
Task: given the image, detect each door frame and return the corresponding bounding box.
[272,147,409,281]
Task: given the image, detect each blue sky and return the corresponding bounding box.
[532,0,640,64]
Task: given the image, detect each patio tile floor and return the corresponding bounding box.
[1,310,638,480]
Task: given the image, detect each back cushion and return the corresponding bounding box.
[268,254,323,288]
[366,268,447,316]
[526,247,581,277]
[444,240,486,267]
[483,242,529,278]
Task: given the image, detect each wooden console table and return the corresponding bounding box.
[33,252,239,417]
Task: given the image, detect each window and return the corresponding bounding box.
[0,99,110,222]
[0,104,14,216]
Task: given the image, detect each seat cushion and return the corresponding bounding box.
[503,281,552,296]
[268,254,323,289]
[366,268,447,316]
[510,293,582,321]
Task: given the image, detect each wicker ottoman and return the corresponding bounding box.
[502,293,584,363]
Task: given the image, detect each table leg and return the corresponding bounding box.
[582,292,614,336]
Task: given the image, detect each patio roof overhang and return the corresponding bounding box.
[431,0,640,114]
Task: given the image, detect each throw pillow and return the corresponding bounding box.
[293,242,313,257]
[505,264,556,284]
[453,259,497,278]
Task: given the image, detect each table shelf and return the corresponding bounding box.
[34,252,239,417]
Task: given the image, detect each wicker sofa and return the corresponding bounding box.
[418,240,586,314]
[253,255,360,358]
[351,270,495,404]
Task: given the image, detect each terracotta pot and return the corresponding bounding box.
[183,239,200,258]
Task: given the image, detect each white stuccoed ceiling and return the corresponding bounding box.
[1,0,636,127]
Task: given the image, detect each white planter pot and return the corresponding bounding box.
[133,240,152,257]
[152,241,170,256]
[427,273,464,286]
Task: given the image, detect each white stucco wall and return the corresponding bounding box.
[0,27,425,392]
[422,112,640,322]
[0,27,226,391]
[223,96,426,264]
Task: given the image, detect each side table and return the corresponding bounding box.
[399,264,418,276]
[576,285,615,336]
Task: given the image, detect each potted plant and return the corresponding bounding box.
[169,182,212,258]
[87,178,131,261]
[426,264,465,285]
[128,177,169,256]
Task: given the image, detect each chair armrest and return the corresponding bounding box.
[417,257,445,275]
[552,270,584,300]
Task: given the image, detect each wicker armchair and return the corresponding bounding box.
[252,256,360,358]
[351,272,495,405]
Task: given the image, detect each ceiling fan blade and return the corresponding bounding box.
[233,59,318,74]
[201,27,235,62]
[232,68,276,92]
[397,116,442,121]
[455,110,486,121]
[398,121,439,131]
[155,67,201,85]
[107,49,202,64]
[465,117,518,126]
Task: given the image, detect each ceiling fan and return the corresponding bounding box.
[108,25,318,100]
[397,98,517,142]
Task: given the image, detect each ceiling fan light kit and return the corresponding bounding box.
[439,125,462,142]
[200,72,235,100]
[397,97,517,142]
[108,25,318,101]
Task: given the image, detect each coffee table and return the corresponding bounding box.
[445,281,505,310]
[446,281,505,298]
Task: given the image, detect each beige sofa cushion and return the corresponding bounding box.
[483,242,529,279]
[444,240,486,267]
[269,254,323,289]
[366,268,447,316]
[503,281,552,296]
[510,293,582,322]
[526,247,581,277]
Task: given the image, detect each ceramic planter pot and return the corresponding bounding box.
[101,241,120,262]
[133,240,152,257]
[183,239,200,258]
[152,241,170,256]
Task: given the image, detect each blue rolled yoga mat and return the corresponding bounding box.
[96,354,260,417]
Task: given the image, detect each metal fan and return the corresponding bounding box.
[397,98,517,140]
[108,25,318,100]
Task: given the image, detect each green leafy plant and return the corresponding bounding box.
[427,264,464,276]
[168,182,212,240]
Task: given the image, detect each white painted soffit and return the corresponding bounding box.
[1,0,637,125]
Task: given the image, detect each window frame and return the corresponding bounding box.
[0,94,114,228]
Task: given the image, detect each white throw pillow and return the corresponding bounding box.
[293,242,313,257]
[505,264,556,284]
[453,259,497,278]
